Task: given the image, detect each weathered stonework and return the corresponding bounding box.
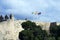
[0,16,60,40]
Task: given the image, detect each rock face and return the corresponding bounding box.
[0,16,60,40]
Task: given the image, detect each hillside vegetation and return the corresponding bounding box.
[19,21,60,40]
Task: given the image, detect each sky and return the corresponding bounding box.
[0,0,60,22]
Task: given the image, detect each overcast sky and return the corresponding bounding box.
[0,0,60,22]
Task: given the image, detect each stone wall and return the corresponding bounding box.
[0,18,60,40]
[0,19,15,40]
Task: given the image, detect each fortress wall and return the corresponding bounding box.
[0,19,60,40]
[14,20,51,40]
[35,21,50,30]
[0,19,15,40]
[14,20,24,40]
[14,20,60,34]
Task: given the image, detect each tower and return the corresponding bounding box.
[50,22,57,27]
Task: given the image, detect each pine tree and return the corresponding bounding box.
[10,14,12,19]
[0,15,4,22]
[5,15,9,21]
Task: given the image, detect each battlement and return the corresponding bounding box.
[0,15,60,40]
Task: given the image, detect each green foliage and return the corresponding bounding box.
[19,30,34,40]
[34,37,39,40]
[58,37,60,40]
[19,21,47,40]
[21,21,36,30]
[0,14,12,22]
[47,37,55,40]
[0,15,4,22]
[10,14,12,19]
[50,23,60,40]
[19,21,60,40]
[50,25,60,36]
[5,15,9,21]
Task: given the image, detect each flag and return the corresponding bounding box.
[32,11,41,15]
[38,12,41,15]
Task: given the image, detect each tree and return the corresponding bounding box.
[21,21,36,30]
[5,15,9,21]
[0,15,4,22]
[19,21,47,40]
[10,14,12,19]
[19,30,34,40]
[47,37,55,40]
[49,22,60,40]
